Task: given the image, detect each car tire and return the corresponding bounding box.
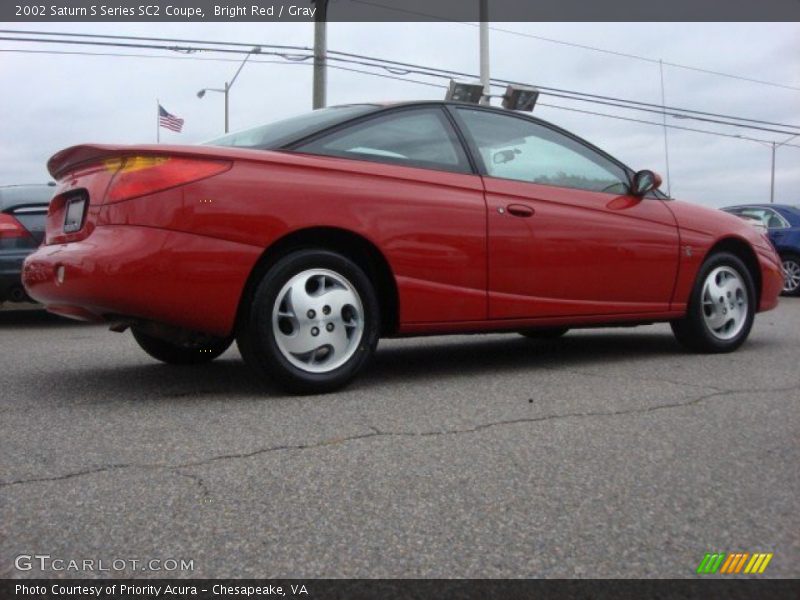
[518,327,569,339]
[237,249,380,394]
[132,328,232,365]
[780,253,800,297]
[670,252,755,353]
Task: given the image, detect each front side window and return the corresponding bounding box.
[456,108,629,194]
[294,108,471,174]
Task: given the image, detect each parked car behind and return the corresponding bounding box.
[0,184,52,305]
[721,204,800,296]
[731,213,768,234]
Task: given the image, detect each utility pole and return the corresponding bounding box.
[224,82,230,133]
[759,134,797,203]
[312,0,329,109]
[770,141,776,203]
[479,0,490,105]
[658,60,672,197]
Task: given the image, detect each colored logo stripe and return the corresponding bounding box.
[744,553,773,574]
[720,553,749,573]
[696,553,726,574]
[697,552,773,574]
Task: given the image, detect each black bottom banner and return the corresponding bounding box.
[2,579,799,600]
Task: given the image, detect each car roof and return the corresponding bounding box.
[345,99,558,125]
[0,184,55,212]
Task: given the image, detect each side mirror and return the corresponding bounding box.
[631,170,662,196]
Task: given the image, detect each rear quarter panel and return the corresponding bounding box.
[102,149,489,325]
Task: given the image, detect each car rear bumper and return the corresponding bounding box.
[22,225,262,336]
[0,249,36,302]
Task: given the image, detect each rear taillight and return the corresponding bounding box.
[104,155,230,203]
[0,213,32,239]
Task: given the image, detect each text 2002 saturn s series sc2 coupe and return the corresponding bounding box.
[23,101,784,393]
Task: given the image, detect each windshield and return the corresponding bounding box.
[205,105,379,150]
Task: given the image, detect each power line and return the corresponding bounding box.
[0,47,446,89]
[537,102,800,148]
[0,28,311,52]
[5,45,800,150]
[348,0,800,92]
[321,52,800,132]
[2,29,798,133]
[466,24,800,92]
[0,38,795,146]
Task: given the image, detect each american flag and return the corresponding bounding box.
[158,104,184,133]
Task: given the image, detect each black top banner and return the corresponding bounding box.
[4,0,800,22]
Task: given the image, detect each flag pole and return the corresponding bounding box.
[156,98,160,143]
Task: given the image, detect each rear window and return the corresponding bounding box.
[205,105,378,150]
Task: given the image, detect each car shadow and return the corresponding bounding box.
[361,331,683,384]
[9,330,696,406]
[0,308,88,328]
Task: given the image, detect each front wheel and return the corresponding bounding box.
[132,328,232,365]
[237,249,380,394]
[780,253,800,297]
[670,252,755,353]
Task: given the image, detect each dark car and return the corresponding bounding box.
[722,204,800,296]
[0,184,53,305]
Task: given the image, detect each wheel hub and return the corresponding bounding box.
[271,268,364,373]
[701,266,748,341]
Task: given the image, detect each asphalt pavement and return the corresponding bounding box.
[1,300,798,578]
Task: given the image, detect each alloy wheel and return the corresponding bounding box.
[701,265,749,341]
[271,268,365,373]
[782,258,800,294]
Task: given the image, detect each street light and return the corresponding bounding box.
[501,84,539,112]
[197,46,261,133]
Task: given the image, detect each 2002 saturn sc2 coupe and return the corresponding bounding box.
[23,101,784,393]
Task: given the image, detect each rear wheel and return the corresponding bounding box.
[518,327,569,339]
[132,328,232,365]
[780,253,800,297]
[670,252,755,353]
[237,249,380,394]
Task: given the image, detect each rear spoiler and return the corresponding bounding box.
[47,144,135,180]
[48,143,279,180]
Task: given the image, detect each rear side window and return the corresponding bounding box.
[206,105,378,150]
[295,108,471,174]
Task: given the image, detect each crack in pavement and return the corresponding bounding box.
[2,382,798,489]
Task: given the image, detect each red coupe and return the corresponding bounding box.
[23,101,784,393]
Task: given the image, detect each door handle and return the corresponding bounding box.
[506,203,535,218]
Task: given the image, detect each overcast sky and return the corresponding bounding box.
[0,21,798,207]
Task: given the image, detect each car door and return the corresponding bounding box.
[451,106,680,319]
[292,106,488,323]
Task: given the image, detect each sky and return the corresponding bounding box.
[0,21,798,207]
